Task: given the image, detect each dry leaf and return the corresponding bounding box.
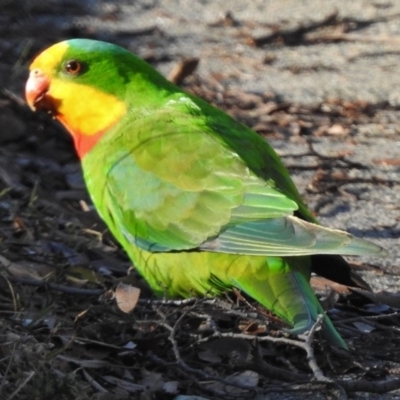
[115,282,140,313]
[238,321,267,335]
[168,58,199,85]
[205,370,258,395]
[197,338,251,365]
[373,158,400,166]
[140,370,164,391]
[228,370,258,387]
[326,124,348,135]
[353,321,375,333]
[311,276,351,294]
[163,381,179,394]
[198,348,222,363]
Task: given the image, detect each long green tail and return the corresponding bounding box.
[232,256,347,349]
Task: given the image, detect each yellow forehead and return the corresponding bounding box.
[30,41,69,72]
[28,40,127,143]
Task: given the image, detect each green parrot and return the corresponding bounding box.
[25,39,385,349]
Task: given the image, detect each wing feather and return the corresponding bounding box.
[83,96,384,258]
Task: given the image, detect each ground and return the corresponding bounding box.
[1,1,400,399]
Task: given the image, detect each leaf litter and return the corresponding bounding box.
[0,1,400,399]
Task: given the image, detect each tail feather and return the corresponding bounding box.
[232,257,348,349]
[287,272,347,349]
[311,254,371,290]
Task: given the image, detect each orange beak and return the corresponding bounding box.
[25,69,51,111]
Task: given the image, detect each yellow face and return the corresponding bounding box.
[26,42,127,140]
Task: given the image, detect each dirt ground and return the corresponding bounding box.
[1,1,400,399]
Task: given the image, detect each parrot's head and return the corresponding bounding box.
[25,39,171,157]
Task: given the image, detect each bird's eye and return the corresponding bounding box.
[64,60,83,75]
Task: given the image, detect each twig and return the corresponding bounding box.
[157,299,207,363]
[311,33,400,44]
[82,368,108,393]
[0,343,16,398]
[148,353,258,397]
[2,276,18,311]
[246,343,310,382]
[306,139,367,169]
[195,315,333,382]
[298,315,330,382]
[7,371,35,400]
[276,356,300,373]
[251,10,339,46]
[139,297,201,306]
[339,312,400,323]
[2,275,103,296]
[339,378,400,394]
[168,58,200,85]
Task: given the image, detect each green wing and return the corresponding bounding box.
[84,93,383,258]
